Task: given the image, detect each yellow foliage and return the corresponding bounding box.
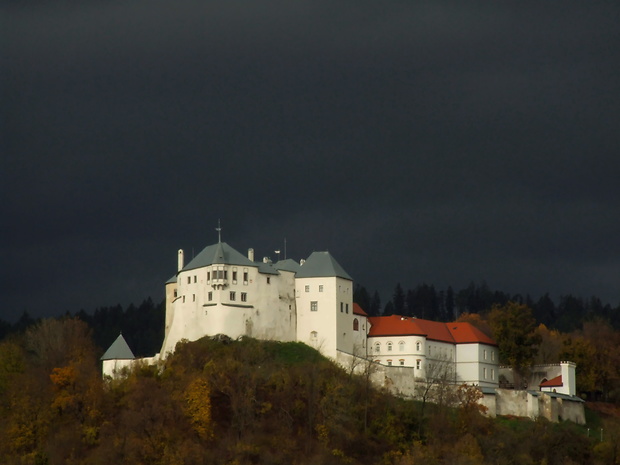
[184,377,214,440]
[315,423,329,446]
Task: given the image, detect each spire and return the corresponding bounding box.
[215,219,222,243]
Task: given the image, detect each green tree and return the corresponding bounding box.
[488,302,541,379]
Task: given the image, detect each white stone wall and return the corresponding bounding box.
[295,276,339,358]
[367,335,427,370]
[102,358,134,378]
[161,263,296,355]
[455,343,498,388]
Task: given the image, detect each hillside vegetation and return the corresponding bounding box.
[1,318,620,464]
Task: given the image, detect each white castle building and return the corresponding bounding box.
[101,236,584,423]
[104,237,498,386]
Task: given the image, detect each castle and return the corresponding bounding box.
[101,236,585,423]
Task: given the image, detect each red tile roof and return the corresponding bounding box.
[367,315,497,346]
[353,303,368,316]
[540,375,563,388]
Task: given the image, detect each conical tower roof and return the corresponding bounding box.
[101,333,135,360]
[182,242,255,271]
[296,251,352,280]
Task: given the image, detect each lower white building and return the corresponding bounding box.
[367,315,499,389]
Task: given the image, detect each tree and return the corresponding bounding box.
[353,285,371,313]
[369,291,382,317]
[392,283,405,315]
[488,302,541,380]
[533,324,564,364]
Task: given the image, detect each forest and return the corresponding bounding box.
[1,282,619,464]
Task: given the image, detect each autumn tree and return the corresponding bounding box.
[488,302,541,381]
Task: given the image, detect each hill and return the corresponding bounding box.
[1,319,618,464]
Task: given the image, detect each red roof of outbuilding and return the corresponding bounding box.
[367,315,497,346]
[540,375,563,388]
[353,303,368,316]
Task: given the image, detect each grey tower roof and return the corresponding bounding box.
[183,242,255,271]
[296,251,352,280]
[274,258,302,273]
[101,333,135,361]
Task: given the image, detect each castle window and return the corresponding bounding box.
[241,292,247,302]
[416,341,421,351]
[192,294,195,302]
[491,369,495,380]
[399,341,405,352]
[208,292,212,301]
[310,331,317,340]
[230,291,236,301]
[387,342,393,352]
[374,342,380,353]
[187,276,191,284]
[346,304,349,314]
[183,296,185,303]
[194,276,197,283]
[400,360,405,366]
[353,318,359,331]
[207,271,210,281]
[319,285,324,292]
[232,271,237,283]
[340,303,343,313]
[267,277,271,284]
[243,270,248,284]
[484,349,488,360]
[311,301,318,312]
[305,285,310,292]
[174,289,177,297]
[387,360,392,366]
[416,359,421,370]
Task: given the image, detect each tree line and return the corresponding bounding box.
[0,298,165,358]
[354,281,620,332]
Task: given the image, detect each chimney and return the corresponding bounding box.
[248,248,254,262]
[177,249,184,272]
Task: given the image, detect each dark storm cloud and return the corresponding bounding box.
[2,1,620,321]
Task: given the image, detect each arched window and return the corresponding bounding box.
[353,318,359,331]
[416,341,421,351]
[310,331,318,340]
[374,342,380,353]
[387,342,393,352]
[399,341,405,352]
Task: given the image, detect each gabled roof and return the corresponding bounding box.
[353,303,368,317]
[274,258,301,273]
[447,322,496,345]
[367,315,497,346]
[540,375,563,388]
[296,251,352,280]
[183,242,255,271]
[257,261,280,275]
[101,333,135,360]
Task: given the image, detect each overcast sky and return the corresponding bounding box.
[3,1,619,322]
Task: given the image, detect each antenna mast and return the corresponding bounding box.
[215,219,222,243]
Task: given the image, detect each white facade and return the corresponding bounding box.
[106,239,498,389]
[455,343,498,388]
